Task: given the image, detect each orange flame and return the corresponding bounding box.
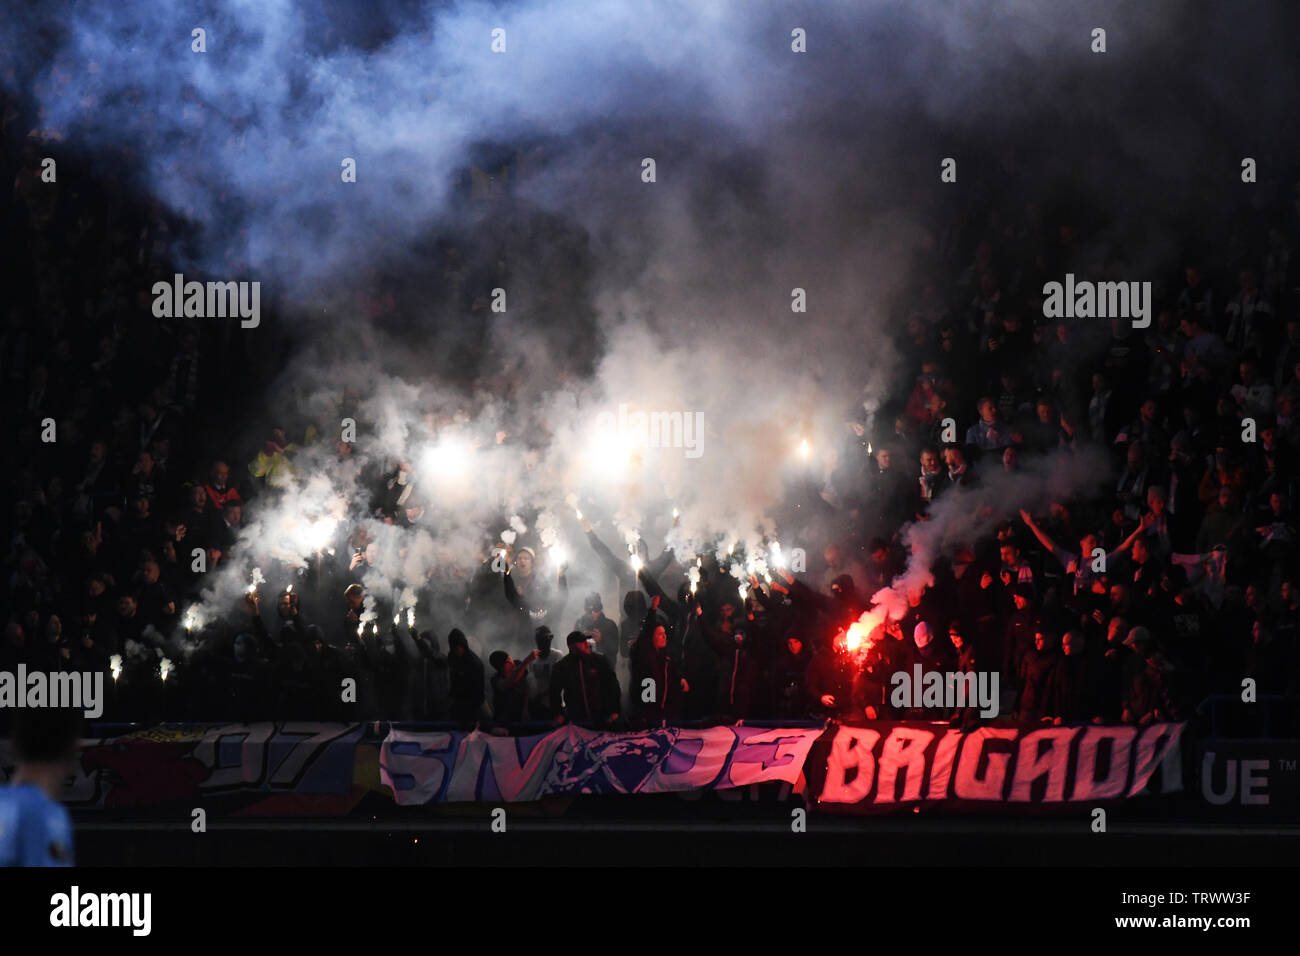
[842,606,889,654]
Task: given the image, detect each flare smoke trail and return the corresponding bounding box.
[6,0,1293,655]
[855,447,1113,637]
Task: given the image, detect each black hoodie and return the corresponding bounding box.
[770,642,814,719]
[446,629,486,723]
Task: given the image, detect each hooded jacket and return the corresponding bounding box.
[620,590,649,658]
[770,642,814,718]
[550,645,621,723]
[575,609,619,664]
[636,640,684,723]
[706,619,762,717]
[446,629,486,722]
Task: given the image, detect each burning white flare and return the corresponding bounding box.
[307,516,337,551]
[422,435,473,483]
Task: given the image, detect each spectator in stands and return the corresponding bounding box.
[489,649,535,724]
[446,629,486,725]
[550,631,621,727]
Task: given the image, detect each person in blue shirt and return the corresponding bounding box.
[0,708,80,867]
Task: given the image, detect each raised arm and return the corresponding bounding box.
[505,651,536,688]
[648,547,675,579]
[1113,512,1155,556]
[637,566,682,626]
[1018,509,1063,560]
[584,524,629,580]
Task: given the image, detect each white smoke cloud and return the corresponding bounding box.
[9,0,1261,660]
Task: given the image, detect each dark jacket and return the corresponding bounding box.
[491,665,530,724]
[1016,647,1060,723]
[1123,654,1180,722]
[855,633,917,718]
[707,622,762,717]
[1002,608,1040,683]
[446,631,486,723]
[636,642,685,723]
[807,647,855,716]
[550,650,621,724]
[504,568,567,644]
[1044,652,1102,723]
[574,611,620,665]
[769,644,814,719]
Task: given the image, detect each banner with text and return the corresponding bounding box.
[380,724,824,804]
[813,722,1186,812]
[0,722,366,811]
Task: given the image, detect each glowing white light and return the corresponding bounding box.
[867,442,873,454]
[590,421,640,474]
[407,608,415,627]
[690,580,698,594]
[159,658,173,682]
[672,507,679,519]
[110,654,122,682]
[575,508,583,520]
[308,516,338,551]
[630,554,644,573]
[394,612,401,625]
[422,436,472,481]
[799,439,811,459]
[551,544,568,566]
[286,584,293,593]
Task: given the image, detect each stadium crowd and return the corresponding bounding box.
[4,81,1300,736]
